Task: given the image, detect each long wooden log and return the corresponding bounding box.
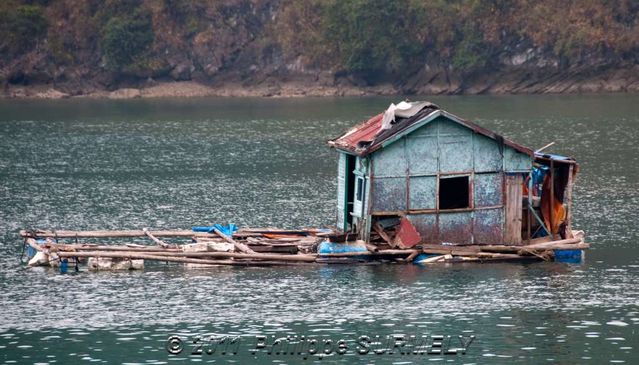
[21,229,219,238]
[143,228,171,248]
[57,250,317,262]
[213,228,256,254]
[55,251,315,265]
[318,249,418,257]
[479,245,519,253]
[421,246,480,256]
[139,250,316,262]
[521,237,582,250]
[49,244,182,253]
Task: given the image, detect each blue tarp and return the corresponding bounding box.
[192,224,238,236]
[535,152,573,161]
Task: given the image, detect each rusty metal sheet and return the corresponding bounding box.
[406,136,438,175]
[371,177,407,212]
[394,217,421,248]
[407,214,437,243]
[473,208,503,244]
[329,106,534,159]
[474,173,503,207]
[408,176,436,210]
[473,134,502,172]
[372,139,406,177]
[439,135,473,173]
[439,212,473,244]
[331,113,383,152]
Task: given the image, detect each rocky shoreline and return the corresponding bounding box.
[3,65,639,99]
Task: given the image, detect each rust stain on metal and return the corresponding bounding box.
[393,217,421,249]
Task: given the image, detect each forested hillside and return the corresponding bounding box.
[1,0,638,97]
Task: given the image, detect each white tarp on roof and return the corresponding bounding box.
[380,101,435,131]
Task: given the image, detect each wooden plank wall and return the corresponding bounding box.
[504,174,523,245]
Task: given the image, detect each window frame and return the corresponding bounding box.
[437,174,472,211]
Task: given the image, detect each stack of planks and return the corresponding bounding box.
[415,234,588,263]
[20,228,329,268]
[19,228,588,270]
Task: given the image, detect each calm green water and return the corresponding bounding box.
[1,95,638,364]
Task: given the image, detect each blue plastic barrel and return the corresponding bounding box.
[554,249,583,263]
[60,259,69,274]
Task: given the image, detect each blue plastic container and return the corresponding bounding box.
[60,259,69,274]
[26,239,48,259]
[318,241,368,255]
[554,249,583,263]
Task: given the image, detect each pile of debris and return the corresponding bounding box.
[20,225,588,272]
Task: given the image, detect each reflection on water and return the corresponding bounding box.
[0,95,638,364]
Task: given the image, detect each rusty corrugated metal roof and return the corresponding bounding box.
[328,102,534,157]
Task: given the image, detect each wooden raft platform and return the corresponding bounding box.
[19,228,589,270]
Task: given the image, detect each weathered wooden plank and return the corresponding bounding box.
[319,249,419,257]
[504,174,523,244]
[213,228,255,254]
[20,228,324,239]
[56,251,317,262]
[143,228,171,248]
[565,164,574,237]
[21,229,216,238]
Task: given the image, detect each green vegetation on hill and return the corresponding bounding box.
[0,4,47,57]
[1,0,638,91]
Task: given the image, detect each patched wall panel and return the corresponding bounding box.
[407,214,437,243]
[474,173,503,207]
[409,119,438,137]
[406,136,438,175]
[474,134,502,172]
[408,176,436,210]
[439,135,473,173]
[372,140,406,177]
[504,148,531,172]
[439,212,473,244]
[473,208,503,244]
[372,177,407,212]
[437,117,472,136]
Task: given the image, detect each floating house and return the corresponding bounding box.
[21,101,586,270]
[329,101,578,247]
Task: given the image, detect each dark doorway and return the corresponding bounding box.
[439,176,470,209]
[346,155,356,227]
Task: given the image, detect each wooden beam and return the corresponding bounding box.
[143,228,171,248]
[550,159,555,239]
[318,249,419,257]
[373,223,393,246]
[565,164,574,237]
[21,229,216,238]
[522,237,581,250]
[213,228,255,254]
[56,251,316,263]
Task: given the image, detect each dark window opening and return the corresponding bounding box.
[439,176,470,210]
[356,177,364,201]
